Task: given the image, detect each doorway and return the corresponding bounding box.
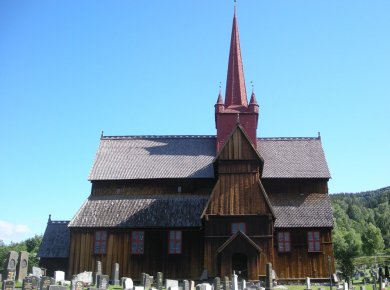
[232,253,248,280]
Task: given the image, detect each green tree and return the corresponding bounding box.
[361,223,385,255]
[333,227,362,280]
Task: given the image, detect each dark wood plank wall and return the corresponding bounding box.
[203,216,273,279]
[273,228,334,279]
[69,229,203,280]
[262,178,329,195]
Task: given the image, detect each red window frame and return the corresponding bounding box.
[307,231,321,252]
[131,231,144,255]
[94,231,107,254]
[231,222,246,235]
[277,232,291,253]
[168,230,182,254]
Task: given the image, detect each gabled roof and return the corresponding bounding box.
[68,194,209,228]
[217,231,261,254]
[269,193,333,228]
[37,220,70,258]
[89,135,330,181]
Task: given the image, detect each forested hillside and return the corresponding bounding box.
[332,186,390,253]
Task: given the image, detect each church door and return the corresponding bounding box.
[232,253,248,280]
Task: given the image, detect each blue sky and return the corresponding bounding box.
[0,0,389,244]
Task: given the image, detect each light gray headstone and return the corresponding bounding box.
[183,280,190,290]
[97,274,109,290]
[190,281,195,290]
[144,274,152,290]
[343,282,348,290]
[77,272,93,285]
[166,280,179,289]
[54,271,65,284]
[111,263,120,285]
[223,277,229,290]
[231,273,238,290]
[306,277,311,290]
[32,267,42,278]
[169,287,179,290]
[123,278,133,290]
[214,278,221,290]
[72,281,84,290]
[242,280,246,290]
[134,287,145,290]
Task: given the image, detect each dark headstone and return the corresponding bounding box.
[40,277,55,290]
[22,276,33,290]
[140,273,146,286]
[4,251,18,281]
[214,277,221,290]
[111,263,120,285]
[16,251,29,282]
[223,277,230,290]
[379,268,383,279]
[2,280,15,290]
[265,263,273,290]
[96,275,109,290]
[157,272,163,290]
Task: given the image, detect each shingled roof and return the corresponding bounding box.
[37,220,70,258]
[89,136,330,181]
[269,193,333,228]
[69,194,209,228]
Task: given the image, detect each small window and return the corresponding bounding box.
[231,222,246,234]
[131,231,144,254]
[94,231,107,254]
[308,231,321,252]
[277,232,291,253]
[168,230,182,254]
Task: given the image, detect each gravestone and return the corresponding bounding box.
[199,270,208,281]
[40,277,55,290]
[22,277,33,290]
[343,282,348,290]
[134,287,145,290]
[223,277,229,290]
[94,261,102,286]
[77,272,92,286]
[4,251,18,281]
[2,280,15,290]
[144,275,152,290]
[111,263,120,285]
[169,287,179,290]
[265,264,273,290]
[360,286,366,290]
[0,274,2,282]
[214,277,221,290]
[231,273,238,290]
[97,274,109,290]
[32,267,42,278]
[157,272,163,290]
[54,271,65,284]
[183,280,190,290]
[122,278,133,290]
[196,283,211,290]
[72,281,83,290]
[16,251,29,282]
[242,280,246,290]
[190,281,195,290]
[166,279,179,289]
[305,277,311,290]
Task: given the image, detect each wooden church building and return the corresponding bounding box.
[39,6,334,281]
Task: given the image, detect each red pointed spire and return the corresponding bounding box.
[224,5,248,109]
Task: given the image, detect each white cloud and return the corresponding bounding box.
[0,220,31,244]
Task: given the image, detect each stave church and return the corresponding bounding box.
[38,5,334,281]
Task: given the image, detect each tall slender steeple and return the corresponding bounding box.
[215,3,259,152]
[224,4,248,109]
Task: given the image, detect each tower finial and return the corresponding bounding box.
[234,0,237,16]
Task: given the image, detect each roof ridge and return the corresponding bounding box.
[258,137,320,141]
[101,135,216,140]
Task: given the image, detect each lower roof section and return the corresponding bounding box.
[69,193,333,229]
[68,194,209,228]
[269,193,333,228]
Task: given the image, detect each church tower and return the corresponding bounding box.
[215,5,259,152]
